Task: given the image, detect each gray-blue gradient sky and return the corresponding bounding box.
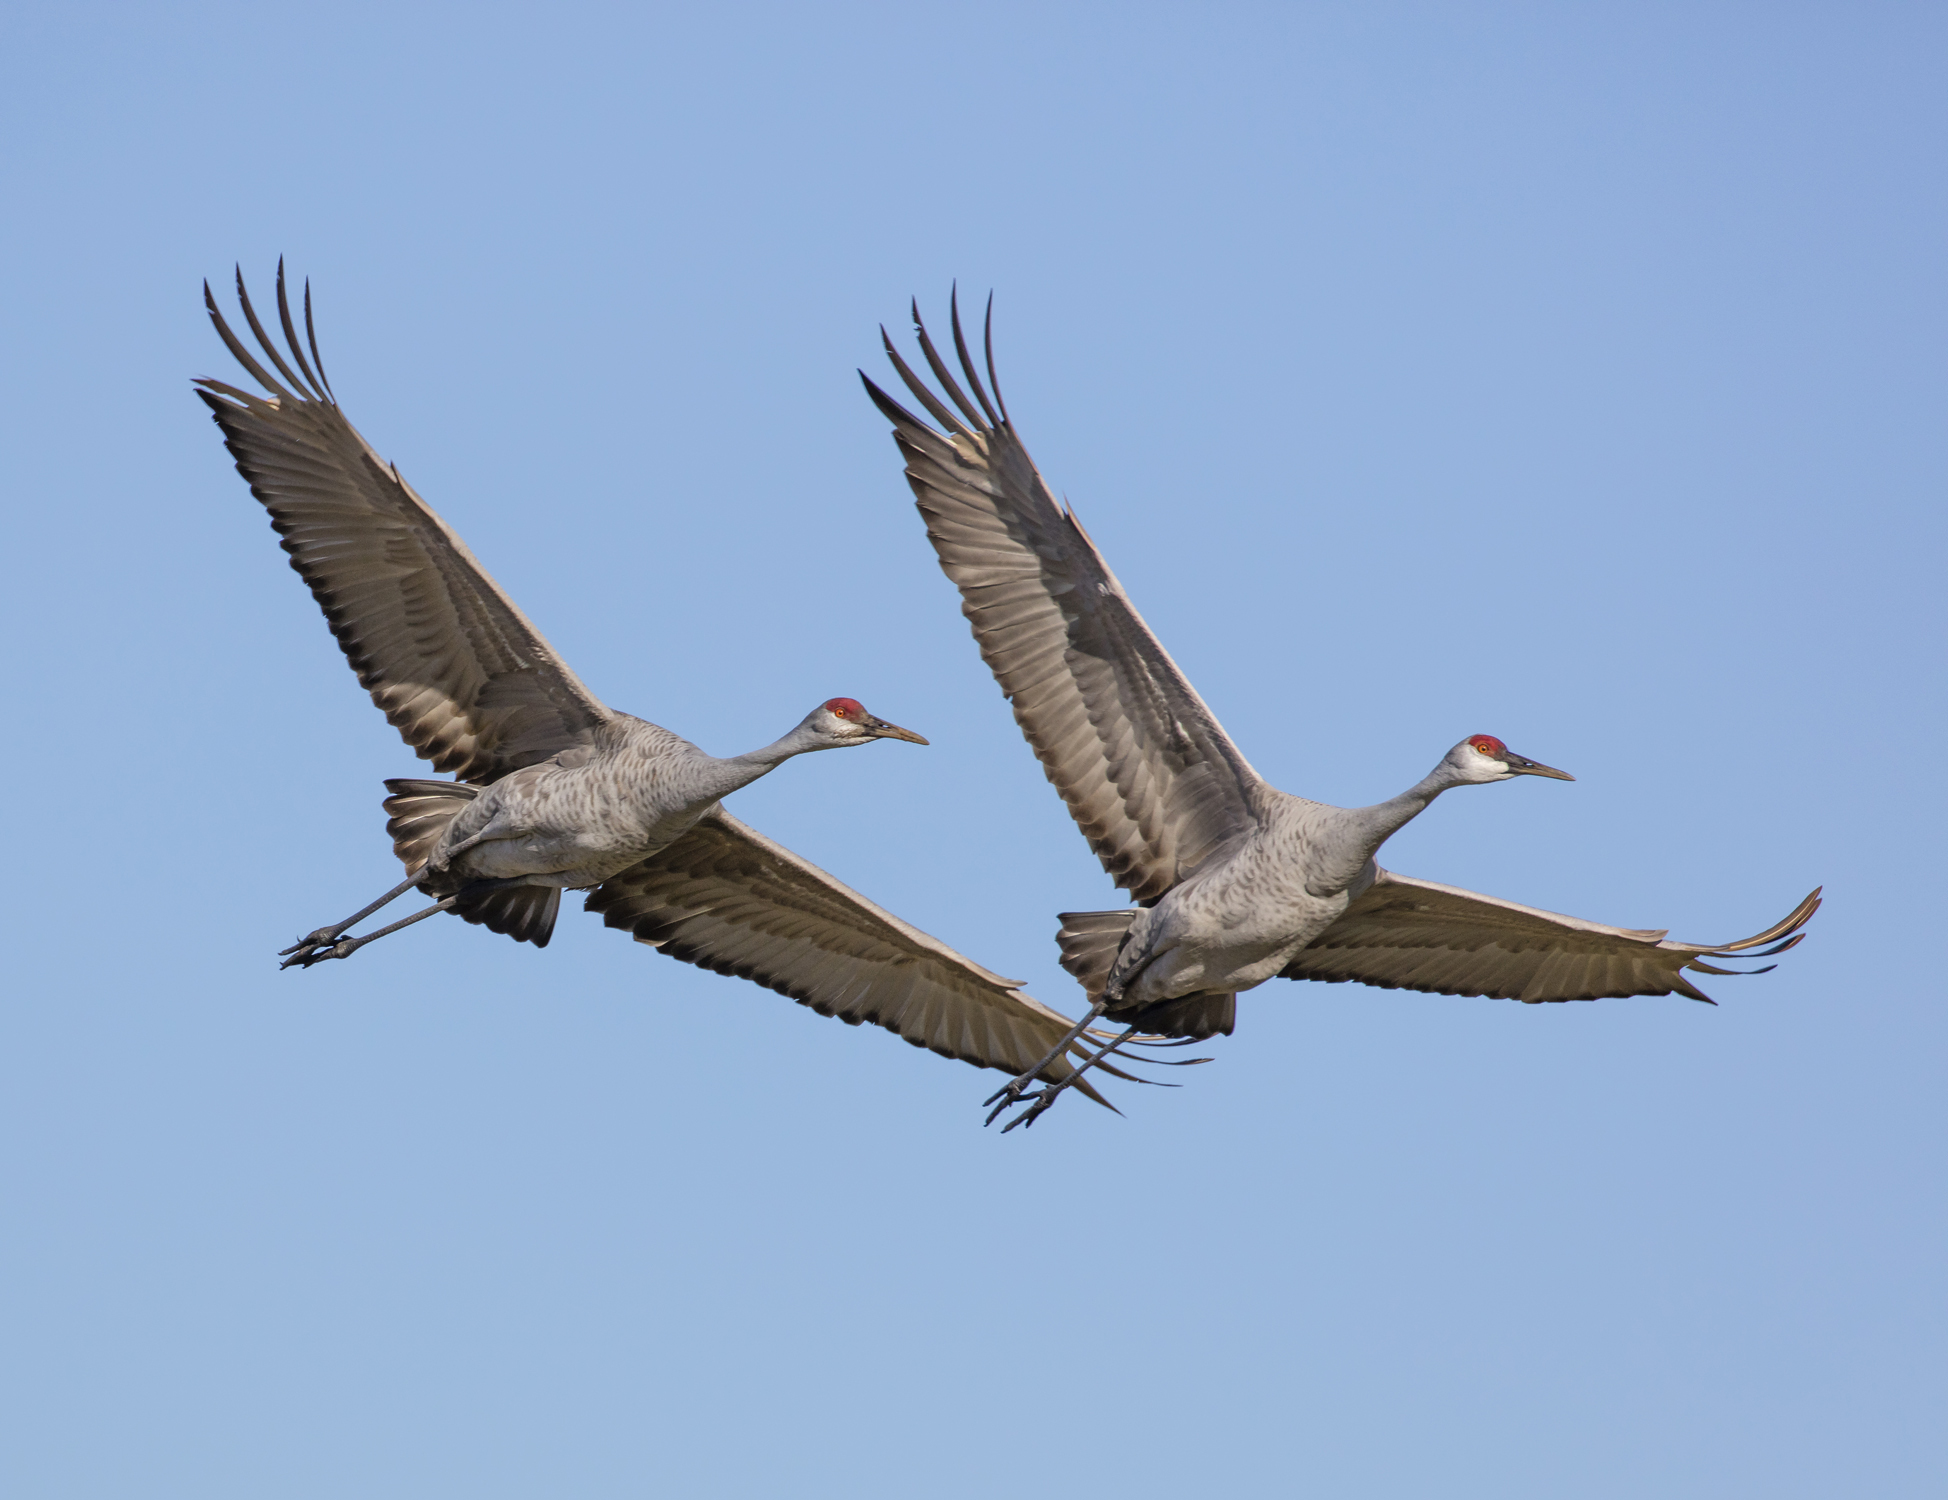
[2,4,1941,1496]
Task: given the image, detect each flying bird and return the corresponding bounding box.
[864,295,1820,1130]
[197,264,1121,1108]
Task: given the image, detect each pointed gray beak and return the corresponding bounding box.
[1505,751,1574,781]
[862,715,929,746]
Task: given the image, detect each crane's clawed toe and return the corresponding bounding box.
[277,937,354,969]
[982,1079,1032,1126]
[984,1076,1079,1130]
[278,927,380,968]
[995,1088,1062,1133]
[276,933,340,968]
[279,926,341,959]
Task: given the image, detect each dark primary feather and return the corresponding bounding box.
[196,264,612,785]
[587,808,1115,1102]
[1281,873,1823,1004]
[865,297,1265,903]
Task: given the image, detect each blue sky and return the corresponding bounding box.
[2,4,1942,1496]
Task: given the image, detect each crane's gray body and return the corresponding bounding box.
[426,714,804,890]
[1109,794,1392,1006]
[1100,769,1479,1010]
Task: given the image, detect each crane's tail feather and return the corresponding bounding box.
[1056,908,1139,998]
[378,777,556,946]
[382,778,480,876]
[1056,908,1235,1040]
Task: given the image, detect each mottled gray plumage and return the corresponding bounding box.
[196,264,1113,1104]
[864,295,1818,1123]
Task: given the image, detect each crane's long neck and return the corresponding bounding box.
[1311,766,1461,893]
[689,721,828,804]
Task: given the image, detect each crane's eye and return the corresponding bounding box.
[833,706,848,717]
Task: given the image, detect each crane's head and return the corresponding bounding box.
[804,697,930,748]
[1449,734,1575,784]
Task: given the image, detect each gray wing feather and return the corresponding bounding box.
[865,296,1264,902]
[196,264,612,785]
[586,808,1114,1103]
[1283,871,1823,1004]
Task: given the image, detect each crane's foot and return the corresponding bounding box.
[981,1077,1030,1124]
[986,1021,1143,1133]
[995,1086,1063,1133]
[982,999,1109,1126]
[276,873,428,968]
[278,927,347,968]
[276,892,458,970]
[982,1073,1066,1127]
[279,935,366,969]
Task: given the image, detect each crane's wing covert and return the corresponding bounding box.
[587,808,1114,1104]
[196,264,612,785]
[863,295,1265,904]
[1282,870,1822,1004]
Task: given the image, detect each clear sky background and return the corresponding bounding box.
[1,4,1941,1496]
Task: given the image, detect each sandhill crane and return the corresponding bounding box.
[197,265,1123,1108]
[864,295,1820,1129]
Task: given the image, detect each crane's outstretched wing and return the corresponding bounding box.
[586,808,1116,1105]
[863,296,1264,904]
[196,264,612,785]
[1282,871,1822,1004]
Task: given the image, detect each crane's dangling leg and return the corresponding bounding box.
[983,1000,1108,1126]
[282,895,462,968]
[278,818,511,964]
[997,1024,1142,1134]
[279,873,426,966]
[279,876,532,969]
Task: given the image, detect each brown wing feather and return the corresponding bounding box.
[1282,870,1822,1004]
[864,296,1264,902]
[196,265,612,785]
[586,808,1113,1103]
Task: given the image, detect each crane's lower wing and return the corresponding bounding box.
[585,809,1115,1105]
[196,264,612,784]
[863,295,1265,903]
[1281,870,1821,1004]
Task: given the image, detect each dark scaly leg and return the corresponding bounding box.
[281,876,531,969]
[997,1023,1142,1133]
[283,895,460,967]
[983,999,1108,1125]
[279,873,425,966]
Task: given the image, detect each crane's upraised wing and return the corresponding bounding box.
[863,296,1265,904]
[196,264,612,785]
[1282,870,1822,1004]
[586,808,1114,1104]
